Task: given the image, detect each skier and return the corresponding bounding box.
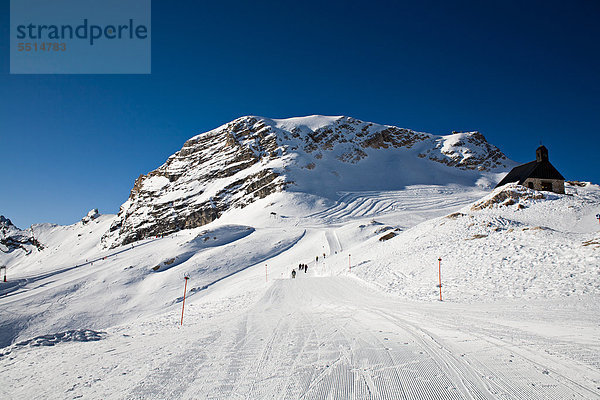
[304,264,308,273]
[291,269,296,279]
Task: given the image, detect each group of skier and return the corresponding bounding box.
[292,263,308,278]
[290,252,329,278]
[291,262,309,279]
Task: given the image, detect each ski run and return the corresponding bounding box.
[1,183,599,399]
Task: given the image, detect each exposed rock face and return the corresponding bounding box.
[102,115,512,248]
[471,184,546,211]
[81,209,100,225]
[0,216,43,254]
[417,131,508,170]
[102,117,288,248]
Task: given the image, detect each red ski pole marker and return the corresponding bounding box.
[438,257,443,302]
[181,276,189,326]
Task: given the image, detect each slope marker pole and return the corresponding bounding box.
[438,257,443,302]
[181,276,189,325]
[265,264,268,282]
[348,254,351,272]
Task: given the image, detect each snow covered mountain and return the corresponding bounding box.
[0,216,42,255]
[3,116,598,399]
[102,115,514,248]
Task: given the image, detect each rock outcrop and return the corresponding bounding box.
[81,209,100,225]
[0,216,44,254]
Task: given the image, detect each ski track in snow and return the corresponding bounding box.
[305,187,485,225]
[325,229,343,254]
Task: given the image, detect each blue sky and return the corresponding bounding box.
[1,0,599,228]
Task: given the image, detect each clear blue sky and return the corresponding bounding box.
[1,0,599,228]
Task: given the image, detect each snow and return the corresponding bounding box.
[142,175,170,191]
[1,276,598,399]
[345,183,600,302]
[273,114,346,131]
[0,118,598,398]
[1,182,598,398]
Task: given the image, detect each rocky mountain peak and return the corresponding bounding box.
[81,209,100,225]
[0,215,15,228]
[101,115,513,248]
[0,216,43,254]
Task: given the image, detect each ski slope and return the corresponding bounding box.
[1,183,599,398]
[1,276,598,399]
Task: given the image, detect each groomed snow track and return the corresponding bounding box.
[306,187,485,224]
[117,277,599,399]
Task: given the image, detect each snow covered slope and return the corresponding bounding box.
[0,185,483,348]
[1,182,598,346]
[2,221,599,399]
[2,274,598,400]
[101,115,514,248]
[346,182,600,301]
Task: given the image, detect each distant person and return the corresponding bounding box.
[291,269,296,279]
[316,256,319,262]
[304,264,308,273]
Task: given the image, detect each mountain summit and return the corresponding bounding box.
[102,115,513,248]
[0,216,42,254]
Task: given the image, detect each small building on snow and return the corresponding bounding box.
[495,145,565,194]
